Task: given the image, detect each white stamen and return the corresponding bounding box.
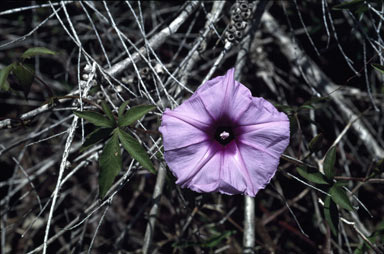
[220,131,230,140]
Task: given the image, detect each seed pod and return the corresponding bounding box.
[83,64,92,73]
[231,5,240,16]
[234,30,243,40]
[96,91,104,99]
[241,9,252,20]
[116,85,123,93]
[227,24,236,33]
[226,32,236,42]
[141,67,149,75]
[235,21,247,30]
[232,13,242,22]
[239,2,249,12]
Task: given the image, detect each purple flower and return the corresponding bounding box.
[159,68,290,197]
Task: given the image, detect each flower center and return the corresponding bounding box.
[215,126,234,145]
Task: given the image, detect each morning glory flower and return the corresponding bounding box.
[159,68,290,197]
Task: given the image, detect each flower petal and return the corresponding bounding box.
[164,140,219,191]
[236,140,282,194]
[196,68,253,121]
[236,97,289,127]
[159,109,209,150]
[237,121,290,155]
[218,142,252,195]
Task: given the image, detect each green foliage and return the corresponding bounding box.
[118,100,131,118]
[324,146,337,179]
[329,185,354,211]
[80,127,113,152]
[101,101,115,122]
[0,47,56,98]
[324,195,339,236]
[74,101,156,198]
[74,110,115,128]
[296,167,329,185]
[21,47,56,59]
[117,128,156,174]
[309,133,323,153]
[372,63,384,75]
[118,104,156,127]
[98,132,122,198]
[12,63,35,98]
[0,64,13,92]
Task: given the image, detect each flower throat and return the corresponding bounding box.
[214,126,235,145]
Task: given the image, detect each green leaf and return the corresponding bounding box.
[299,104,315,110]
[334,180,349,187]
[101,101,115,122]
[12,63,34,98]
[118,104,156,127]
[324,146,337,179]
[333,0,364,10]
[324,195,339,236]
[329,185,354,211]
[80,127,113,152]
[274,103,296,114]
[74,110,115,128]
[0,65,14,92]
[309,133,323,153]
[201,230,234,248]
[296,167,329,185]
[372,63,384,75]
[117,128,155,174]
[21,47,56,59]
[118,100,130,118]
[98,132,122,199]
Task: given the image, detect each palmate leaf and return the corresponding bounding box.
[296,167,329,185]
[329,185,354,211]
[118,104,156,127]
[101,101,115,122]
[118,100,130,118]
[98,132,122,199]
[21,47,56,59]
[117,128,155,174]
[324,195,339,236]
[80,127,113,152]
[74,110,115,128]
[324,146,337,179]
